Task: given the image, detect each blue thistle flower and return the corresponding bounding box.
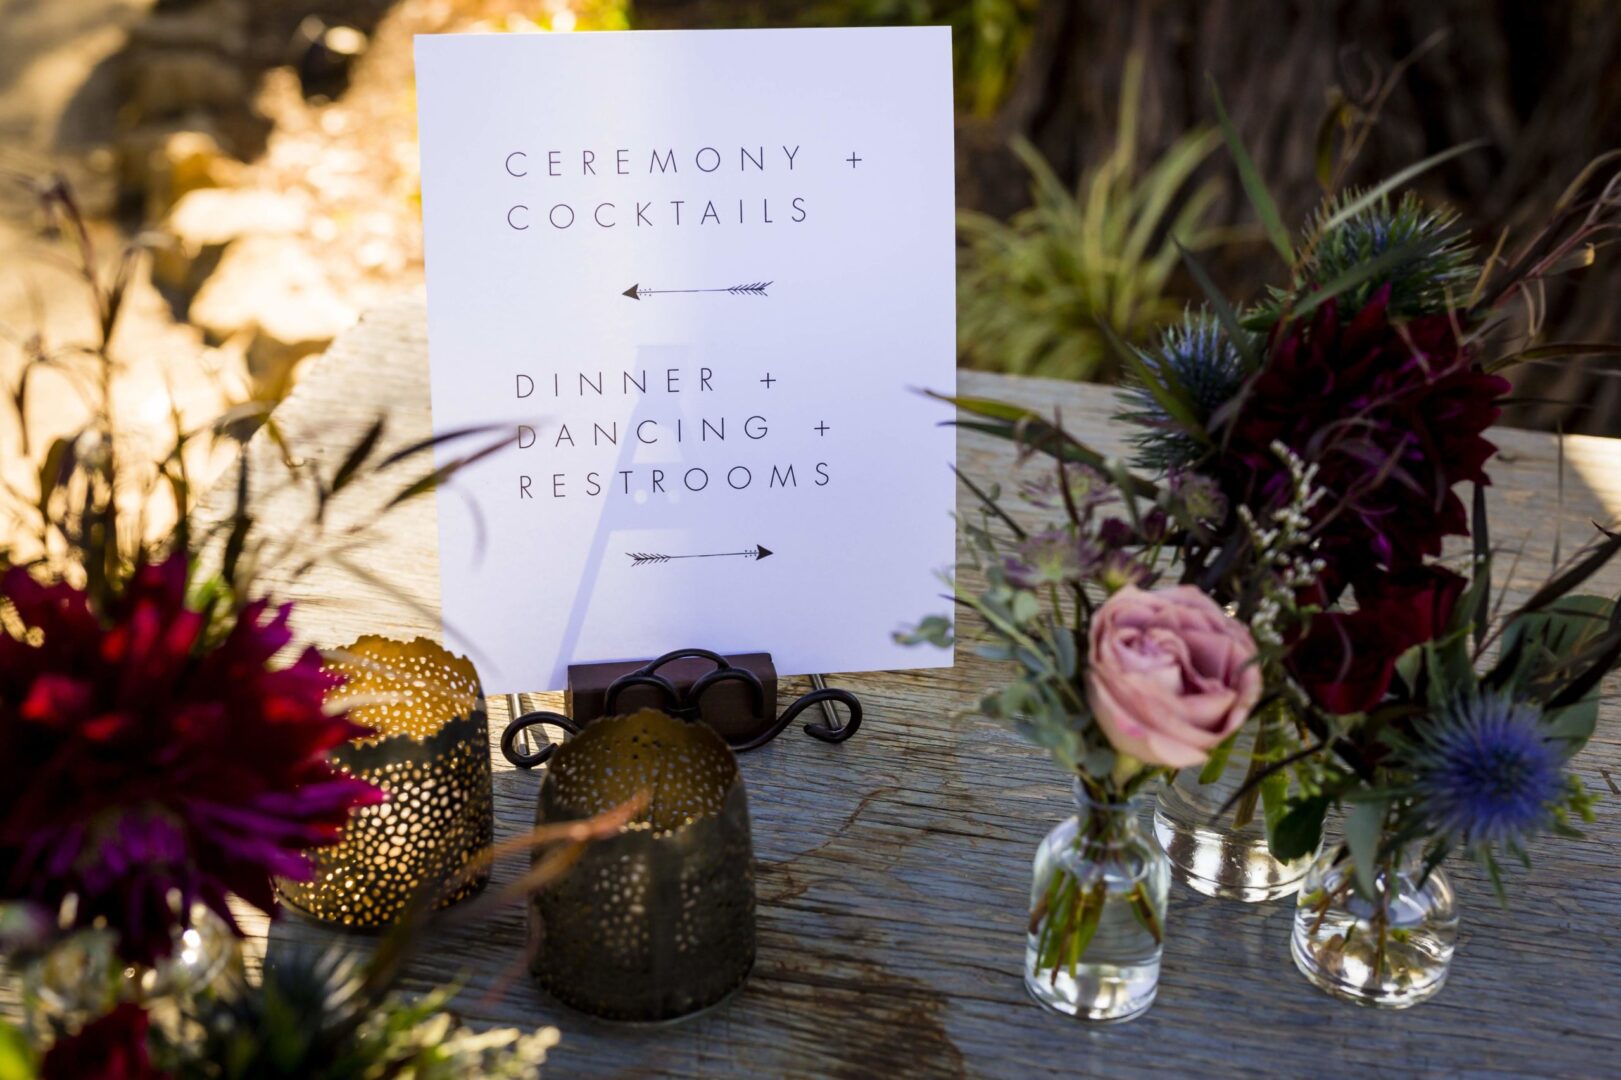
[1252,191,1478,328]
[1411,693,1563,853]
[1118,309,1253,472]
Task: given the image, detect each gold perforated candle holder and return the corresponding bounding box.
[526,708,755,1022]
[277,636,494,928]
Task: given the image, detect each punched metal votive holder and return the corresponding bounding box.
[277,636,495,929]
[507,707,755,1023]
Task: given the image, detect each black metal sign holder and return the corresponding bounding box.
[501,650,862,769]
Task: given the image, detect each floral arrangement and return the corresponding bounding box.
[912,97,1621,1013]
[0,554,380,966]
[1275,539,1614,997]
[0,180,540,1067]
[0,179,493,967]
[900,442,1275,1013]
[2,801,640,1080]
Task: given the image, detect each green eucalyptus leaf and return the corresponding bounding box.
[1343,799,1387,898]
[1000,682,1034,717]
[1260,766,1291,837]
[896,614,955,649]
[1422,632,1476,710]
[1482,847,1508,906]
[1499,594,1615,694]
[1268,794,1330,862]
[1014,646,1049,675]
[1053,624,1079,679]
[1197,732,1238,784]
[1081,746,1117,777]
[1393,642,1425,696]
[1503,594,1614,649]
[1542,697,1599,752]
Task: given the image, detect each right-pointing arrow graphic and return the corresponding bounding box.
[627,544,774,566]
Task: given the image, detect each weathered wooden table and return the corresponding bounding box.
[213,297,1621,1078]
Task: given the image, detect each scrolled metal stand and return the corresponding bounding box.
[500,647,863,768]
[727,685,862,752]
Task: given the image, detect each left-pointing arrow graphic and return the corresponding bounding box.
[623,281,771,300]
[627,544,774,566]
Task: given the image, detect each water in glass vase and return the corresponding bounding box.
[1291,847,1458,1008]
[1154,713,1315,901]
[1025,785,1168,1022]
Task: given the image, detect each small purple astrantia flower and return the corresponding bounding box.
[1016,469,1111,514]
[1166,470,1228,526]
[1097,549,1150,592]
[1003,529,1098,589]
[1096,517,1134,549]
[1412,693,1563,851]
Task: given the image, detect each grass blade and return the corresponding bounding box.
[1483,342,1621,375]
[932,392,1160,499]
[952,464,1027,541]
[1174,238,1257,369]
[1318,141,1488,235]
[1512,532,1621,618]
[1097,318,1207,442]
[1208,74,1293,265]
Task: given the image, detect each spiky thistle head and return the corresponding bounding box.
[1409,692,1565,858]
[1118,308,1254,473]
[1256,191,1478,325]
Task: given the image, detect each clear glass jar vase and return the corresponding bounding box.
[1024,783,1169,1022]
[1153,711,1316,901]
[1291,846,1458,1008]
[21,902,242,1036]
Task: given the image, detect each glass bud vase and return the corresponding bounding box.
[1291,846,1458,1008]
[21,902,241,1036]
[1153,713,1315,901]
[1025,783,1169,1022]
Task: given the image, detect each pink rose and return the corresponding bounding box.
[1084,585,1262,768]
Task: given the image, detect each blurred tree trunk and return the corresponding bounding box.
[960,0,1621,435]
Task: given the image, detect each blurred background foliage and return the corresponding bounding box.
[1,0,1618,528]
[954,55,1228,382]
[804,0,1038,117]
[647,0,1621,434]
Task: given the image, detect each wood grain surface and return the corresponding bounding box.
[197,296,1621,1079]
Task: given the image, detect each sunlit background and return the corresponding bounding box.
[3,0,1619,549]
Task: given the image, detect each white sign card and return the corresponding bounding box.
[414,27,956,692]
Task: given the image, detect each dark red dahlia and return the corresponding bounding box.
[1216,285,1509,591]
[0,555,381,965]
[1289,565,1466,715]
[41,1003,168,1080]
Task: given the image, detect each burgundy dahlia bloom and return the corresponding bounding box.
[1216,285,1509,591]
[0,555,381,964]
[1288,565,1466,715]
[41,1002,168,1080]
